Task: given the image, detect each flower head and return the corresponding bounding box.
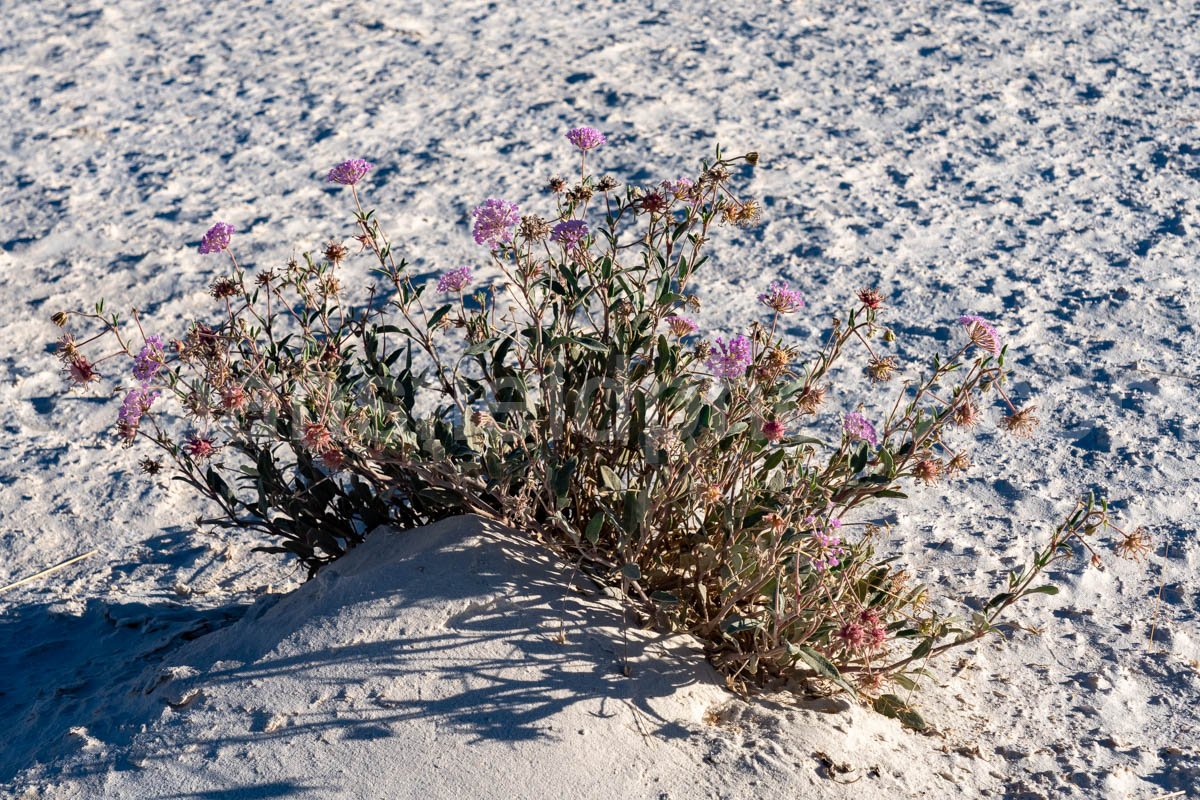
[958,315,1002,355]
[1002,405,1039,437]
[183,435,217,460]
[133,335,166,385]
[914,458,942,484]
[953,399,981,427]
[472,198,520,248]
[857,288,884,310]
[843,411,879,447]
[326,159,374,186]
[550,219,589,249]
[807,516,845,572]
[67,356,98,386]
[116,387,159,443]
[565,126,606,152]
[866,355,898,383]
[437,266,473,293]
[762,419,786,443]
[705,334,753,380]
[665,315,698,338]
[661,178,702,206]
[198,222,234,255]
[759,281,805,314]
[301,421,335,454]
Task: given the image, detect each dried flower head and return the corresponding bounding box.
[519,215,552,242]
[953,399,981,428]
[596,175,620,192]
[722,199,762,227]
[706,335,753,380]
[1002,405,1039,437]
[138,456,163,476]
[220,384,248,412]
[693,341,713,361]
[183,434,217,460]
[323,240,349,265]
[326,158,374,186]
[744,151,760,166]
[866,355,898,383]
[67,356,98,386]
[758,280,805,314]
[661,178,701,206]
[301,421,335,454]
[843,412,879,447]
[565,126,606,152]
[472,198,521,249]
[550,219,589,249]
[958,315,1002,356]
[797,384,826,415]
[947,452,971,474]
[1114,526,1153,561]
[565,184,594,205]
[198,222,234,255]
[857,288,884,310]
[639,192,669,215]
[756,346,791,383]
[55,333,79,363]
[665,315,698,338]
[914,458,943,484]
[210,276,239,300]
[701,164,730,185]
[547,176,566,194]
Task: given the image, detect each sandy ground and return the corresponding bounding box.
[1,0,1198,797]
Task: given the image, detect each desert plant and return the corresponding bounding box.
[54,130,1146,710]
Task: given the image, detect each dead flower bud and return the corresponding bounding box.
[519,215,552,241]
[255,269,275,287]
[323,240,349,265]
[866,355,898,383]
[210,276,239,300]
[914,458,943,484]
[953,400,981,428]
[797,384,827,415]
[693,341,713,361]
[744,151,760,166]
[1002,405,1039,437]
[1114,526,1153,561]
[596,174,620,192]
[547,176,566,194]
[139,457,163,476]
[566,184,594,204]
[639,191,670,215]
[51,311,69,327]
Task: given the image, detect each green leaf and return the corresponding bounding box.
[788,645,857,696]
[427,303,452,329]
[584,512,605,544]
[873,694,927,731]
[850,443,869,473]
[619,562,642,582]
[599,465,623,492]
[1026,585,1060,596]
[722,616,764,634]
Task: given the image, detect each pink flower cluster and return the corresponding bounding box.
[958,315,1002,355]
[665,315,698,338]
[133,335,166,384]
[843,411,878,446]
[706,334,753,380]
[326,159,374,186]
[565,126,606,152]
[807,516,846,572]
[437,266,473,293]
[472,198,520,248]
[198,222,234,255]
[758,280,805,314]
[837,609,888,652]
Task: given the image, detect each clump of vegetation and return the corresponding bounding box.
[54,130,1146,715]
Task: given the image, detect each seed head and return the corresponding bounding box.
[958,315,1002,356]
[210,276,239,300]
[183,435,217,460]
[548,176,566,194]
[947,452,971,474]
[519,215,552,241]
[55,333,79,363]
[301,421,335,454]
[566,184,594,205]
[866,355,898,383]
[953,399,981,427]
[762,419,786,443]
[596,175,620,192]
[1002,405,1039,437]
[323,240,349,265]
[914,458,942,484]
[639,192,669,215]
[797,384,826,415]
[1114,526,1152,561]
[139,457,163,476]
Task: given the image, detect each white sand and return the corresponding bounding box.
[2,0,1198,797]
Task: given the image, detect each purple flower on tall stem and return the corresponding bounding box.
[133,335,166,385]
[958,315,1002,355]
[565,127,606,152]
[758,280,805,314]
[843,411,879,446]
[326,159,374,186]
[472,198,520,248]
[550,219,589,249]
[116,387,159,443]
[198,222,234,255]
[437,266,473,293]
[706,334,753,380]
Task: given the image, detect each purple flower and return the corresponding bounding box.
[806,516,846,572]
[706,334,753,380]
[550,219,589,249]
[472,198,520,249]
[326,159,374,186]
[437,266,473,293]
[843,411,878,446]
[665,315,698,337]
[758,280,805,314]
[198,222,234,255]
[133,335,166,385]
[958,315,1002,355]
[116,387,159,443]
[565,127,606,152]
[661,178,701,206]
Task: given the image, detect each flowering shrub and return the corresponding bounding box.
[54,140,1146,714]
